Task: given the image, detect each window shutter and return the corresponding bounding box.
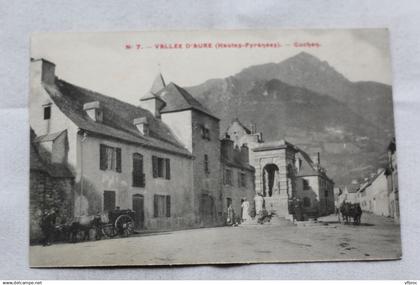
[153,195,158,217]
[99,144,107,170]
[116,148,122,173]
[166,196,171,217]
[165,158,171,180]
[152,156,158,178]
[200,126,205,138]
[141,173,145,187]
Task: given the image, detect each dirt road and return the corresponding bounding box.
[30,213,401,267]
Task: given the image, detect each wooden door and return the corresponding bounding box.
[132,194,145,229]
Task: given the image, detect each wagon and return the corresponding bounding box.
[101,209,136,238]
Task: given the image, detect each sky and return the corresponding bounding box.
[31,29,392,105]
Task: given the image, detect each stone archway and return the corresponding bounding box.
[262,164,279,197]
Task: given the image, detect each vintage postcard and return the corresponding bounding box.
[29,29,401,267]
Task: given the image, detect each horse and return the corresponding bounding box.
[67,213,109,242]
[339,202,362,225]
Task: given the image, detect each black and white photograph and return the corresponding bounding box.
[28,29,401,267]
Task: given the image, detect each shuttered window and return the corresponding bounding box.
[103,191,116,212]
[224,169,233,185]
[43,106,51,120]
[152,156,158,178]
[166,195,171,217]
[154,195,171,217]
[165,158,170,179]
[152,155,171,179]
[201,125,210,140]
[132,153,145,187]
[99,144,121,172]
[100,144,107,170]
[116,148,121,173]
[204,154,209,174]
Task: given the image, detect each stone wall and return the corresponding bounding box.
[29,170,74,243]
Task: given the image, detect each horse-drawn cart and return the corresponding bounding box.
[68,208,136,242]
[101,209,136,238]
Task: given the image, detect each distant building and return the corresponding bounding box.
[385,138,399,223]
[294,151,335,217]
[30,129,74,242]
[358,169,389,217]
[220,137,255,222]
[30,58,256,231]
[341,180,360,204]
[351,138,400,223]
[226,119,335,220]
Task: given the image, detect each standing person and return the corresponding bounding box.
[226,204,235,226]
[254,194,264,220]
[40,209,49,246]
[241,198,251,223]
[294,198,303,221]
[40,209,56,246]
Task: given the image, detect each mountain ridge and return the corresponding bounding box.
[185,52,394,186]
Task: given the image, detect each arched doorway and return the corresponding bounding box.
[132,194,145,229]
[262,164,279,197]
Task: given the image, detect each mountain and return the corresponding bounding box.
[186,52,394,186]
[234,52,395,136]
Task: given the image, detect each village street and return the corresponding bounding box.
[30,213,401,267]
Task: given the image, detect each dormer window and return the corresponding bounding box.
[43,105,51,120]
[83,101,103,123]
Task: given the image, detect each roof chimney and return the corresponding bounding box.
[133,117,149,136]
[221,138,234,161]
[31,58,56,85]
[83,101,103,122]
[240,144,249,164]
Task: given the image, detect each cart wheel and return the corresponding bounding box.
[101,224,117,238]
[115,215,135,237]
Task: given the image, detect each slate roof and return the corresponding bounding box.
[358,169,385,193]
[34,130,66,142]
[156,83,219,120]
[42,79,192,157]
[232,118,251,134]
[141,73,167,101]
[295,149,333,183]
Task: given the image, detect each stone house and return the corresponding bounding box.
[357,169,389,216]
[385,138,399,223]
[30,129,74,242]
[294,151,335,217]
[30,58,255,231]
[341,181,360,204]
